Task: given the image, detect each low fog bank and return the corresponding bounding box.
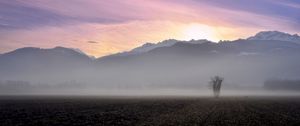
[1,80,300,96]
[1,54,300,96]
[1,87,300,96]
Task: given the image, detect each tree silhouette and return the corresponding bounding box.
[210,76,223,98]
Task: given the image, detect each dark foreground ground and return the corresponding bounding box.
[1,96,300,126]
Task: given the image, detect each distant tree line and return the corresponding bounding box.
[264,79,300,90]
[0,80,32,93]
[0,80,31,88]
[0,80,84,93]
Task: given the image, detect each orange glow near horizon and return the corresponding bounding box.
[181,23,219,42]
[88,22,226,57]
[84,22,253,57]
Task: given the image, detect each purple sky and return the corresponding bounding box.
[0,0,299,57]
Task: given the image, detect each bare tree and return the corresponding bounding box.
[209,76,224,98]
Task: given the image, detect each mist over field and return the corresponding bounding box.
[0,31,300,96]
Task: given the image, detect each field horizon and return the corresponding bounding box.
[1,96,300,126]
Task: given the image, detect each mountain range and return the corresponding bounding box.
[1,31,300,92]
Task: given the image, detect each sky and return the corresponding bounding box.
[0,0,299,57]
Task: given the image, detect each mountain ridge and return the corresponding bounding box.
[247,31,300,44]
[1,31,299,59]
[0,46,93,59]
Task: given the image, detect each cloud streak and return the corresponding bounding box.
[87,41,99,44]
